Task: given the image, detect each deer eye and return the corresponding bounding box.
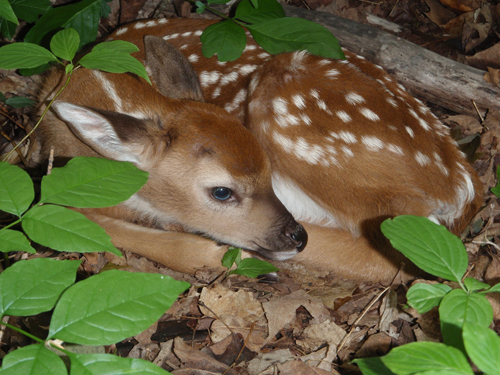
[212,187,232,201]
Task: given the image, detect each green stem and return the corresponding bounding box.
[1,218,21,231]
[1,320,44,344]
[2,70,74,163]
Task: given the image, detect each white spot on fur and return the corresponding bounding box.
[93,70,121,112]
[179,44,188,50]
[116,27,128,35]
[415,151,431,166]
[158,18,168,24]
[258,52,271,59]
[360,108,380,121]
[199,71,221,88]
[212,86,221,99]
[273,98,288,116]
[224,88,247,113]
[336,111,352,123]
[239,65,258,76]
[181,31,192,37]
[326,69,340,78]
[387,98,398,107]
[272,172,339,227]
[405,126,414,138]
[134,22,146,29]
[362,136,383,151]
[300,114,312,125]
[342,146,354,158]
[387,144,404,155]
[310,89,319,99]
[345,92,365,105]
[244,44,257,52]
[272,131,294,153]
[188,54,199,63]
[194,30,203,36]
[292,94,306,109]
[318,59,331,66]
[220,72,239,86]
[339,131,357,144]
[163,33,179,40]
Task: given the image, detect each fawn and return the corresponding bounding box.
[35,17,483,282]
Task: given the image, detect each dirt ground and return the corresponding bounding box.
[1,0,500,374]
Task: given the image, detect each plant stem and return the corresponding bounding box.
[2,70,74,163]
[1,321,44,344]
[186,0,230,20]
[1,218,21,231]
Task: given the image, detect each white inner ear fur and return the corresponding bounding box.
[52,101,140,164]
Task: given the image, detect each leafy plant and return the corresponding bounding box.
[222,247,279,278]
[0,158,190,374]
[192,0,345,61]
[354,216,500,375]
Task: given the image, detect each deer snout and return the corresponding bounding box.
[286,222,308,252]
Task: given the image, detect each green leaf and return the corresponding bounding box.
[463,322,500,375]
[0,0,18,25]
[68,353,171,375]
[78,43,151,84]
[22,205,121,255]
[50,28,80,61]
[0,161,34,217]
[235,0,285,24]
[201,20,247,62]
[92,39,139,54]
[229,258,279,278]
[24,0,103,49]
[353,356,396,375]
[439,289,493,352]
[48,270,190,345]
[463,277,489,292]
[490,165,500,197]
[407,283,452,314]
[0,229,35,253]
[4,96,36,108]
[9,0,50,23]
[380,342,473,375]
[19,62,51,76]
[0,42,58,70]
[0,91,5,101]
[381,216,468,282]
[485,283,500,294]
[221,247,242,269]
[0,18,17,40]
[246,17,345,59]
[40,157,148,208]
[0,344,67,375]
[207,0,231,4]
[0,258,80,317]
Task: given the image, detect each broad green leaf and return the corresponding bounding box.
[463,277,489,292]
[353,357,396,375]
[490,165,500,197]
[0,0,18,25]
[246,17,345,59]
[0,161,34,217]
[229,258,279,278]
[413,371,470,375]
[78,45,151,84]
[207,0,231,4]
[195,2,205,13]
[463,322,500,375]
[4,96,36,108]
[0,229,35,253]
[92,39,139,54]
[201,20,247,62]
[0,91,5,101]
[69,353,171,375]
[22,205,121,255]
[50,28,80,61]
[221,247,242,269]
[0,42,58,70]
[24,0,102,49]
[19,62,51,76]
[0,258,80,317]
[439,289,493,352]
[235,0,285,24]
[407,283,451,313]
[0,17,17,40]
[48,270,190,345]
[485,282,500,293]
[9,0,50,23]
[380,342,473,375]
[40,157,148,208]
[381,216,468,282]
[0,344,67,375]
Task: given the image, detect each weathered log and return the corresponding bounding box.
[284,5,500,116]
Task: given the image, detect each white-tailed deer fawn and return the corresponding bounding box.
[35,17,482,282]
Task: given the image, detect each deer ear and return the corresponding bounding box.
[144,35,204,102]
[51,101,148,164]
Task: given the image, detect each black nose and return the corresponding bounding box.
[287,223,308,252]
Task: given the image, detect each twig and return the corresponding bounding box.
[0,106,26,130]
[337,286,390,351]
[1,130,28,167]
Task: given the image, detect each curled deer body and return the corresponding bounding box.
[36,17,483,282]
